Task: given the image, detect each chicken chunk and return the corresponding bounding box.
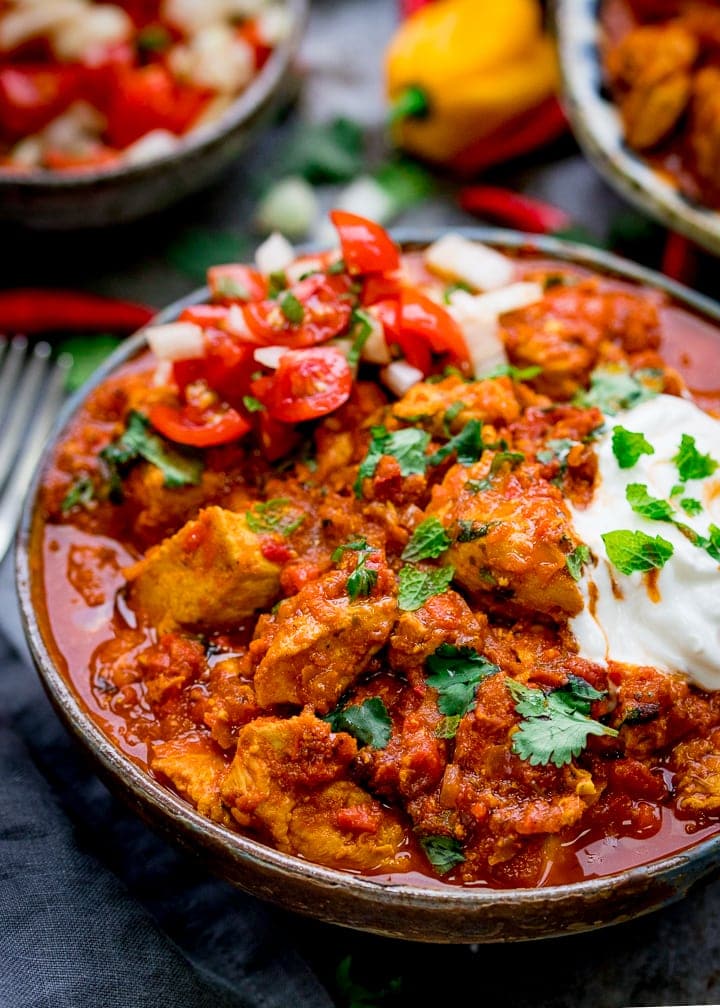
[674,728,720,813]
[221,712,404,870]
[124,505,281,632]
[151,734,233,828]
[392,375,521,437]
[251,566,397,714]
[429,458,582,618]
[123,462,227,545]
[388,589,487,674]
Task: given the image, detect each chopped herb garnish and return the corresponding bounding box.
[267,270,287,298]
[673,433,718,482]
[401,517,451,562]
[137,24,171,52]
[242,395,265,413]
[420,835,465,875]
[566,544,591,581]
[101,411,202,495]
[428,418,484,467]
[442,281,473,303]
[332,538,378,599]
[481,363,542,381]
[573,364,660,415]
[507,676,618,768]
[246,498,305,536]
[327,258,346,275]
[537,438,575,482]
[354,426,430,497]
[397,565,454,611]
[425,644,499,727]
[625,483,674,522]
[347,309,373,369]
[670,483,685,497]
[680,498,703,517]
[611,426,655,469]
[278,291,304,324]
[213,276,251,301]
[455,519,495,542]
[325,697,392,749]
[601,528,674,575]
[442,400,466,435]
[61,476,95,514]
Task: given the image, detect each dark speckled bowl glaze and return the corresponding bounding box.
[16,230,720,942]
[0,0,307,230]
[554,0,720,255]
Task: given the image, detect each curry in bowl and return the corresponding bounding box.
[30,215,720,890]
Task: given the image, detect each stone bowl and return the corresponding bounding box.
[0,0,307,230]
[16,229,720,942]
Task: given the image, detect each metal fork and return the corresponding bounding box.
[0,336,71,564]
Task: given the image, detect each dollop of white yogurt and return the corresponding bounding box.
[570,394,720,690]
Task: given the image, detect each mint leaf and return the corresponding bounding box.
[401,517,451,562]
[428,419,483,467]
[625,483,674,522]
[507,678,617,768]
[566,544,591,581]
[420,835,465,875]
[101,411,203,494]
[246,498,305,536]
[602,529,674,574]
[673,433,718,482]
[325,697,391,749]
[354,426,430,497]
[680,498,703,517]
[425,644,499,722]
[611,426,654,469]
[574,365,660,415]
[397,565,454,611]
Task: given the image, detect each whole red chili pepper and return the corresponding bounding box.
[661,232,698,287]
[0,290,154,334]
[449,95,568,176]
[459,186,571,234]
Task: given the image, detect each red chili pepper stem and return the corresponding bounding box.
[0,290,154,335]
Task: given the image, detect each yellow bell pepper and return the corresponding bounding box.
[386,0,560,167]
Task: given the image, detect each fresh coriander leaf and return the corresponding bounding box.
[673,433,718,482]
[61,476,95,513]
[101,411,203,493]
[59,334,122,393]
[537,438,574,471]
[278,291,304,324]
[573,364,659,415]
[346,557,378,600]
[242,395,265,413]
[348,309,373,369]
[397,565,454,611]
[331,538,370,563]
[455,519,495,542]
[625,483,674,522]
[611,426,655,469]
[166,229,250,283]
[507,678,617,768]
[267,271,287,298]
[428,419,483,467]
[425,644,499,722]
[420,835,465,875]
[490,450,524,473]
[566,544,591,581]
[354,426,430,497]
[327,258,346,275]
[246,498,305,536]
[465,477,492,493]
[602,528,674,574]
[680,498,703,517]
[442,400,466,434]
[436,715,463,739]
[278,117,364,184]
[136,24,171,52]
[401,517,451,562]
[325,697,391,749]
[481,363,542,381]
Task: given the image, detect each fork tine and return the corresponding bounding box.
[0,336,28,424]
[0,341,52,483]
[0,352,71,564]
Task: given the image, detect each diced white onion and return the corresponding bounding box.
[255,231,295,275]
[171,24,254,92]
[255,176,319,239]
[425,234,515,292]
[0,0,86,52]
[329,338,353,361]
[161,0,227,33]
[256,4,291,45]
[225,0,269,17]
[123,129,178,165]
[51,4,132,61]
[361,308,391,364]
[448,290,508,377]
[253,345,288,369]
[9,135,44,169]
[460,281,544,317]
[381,360,424,397]
[145,322,205,362]
[223,304,252,339]
[285,255,325,285]
[42,101,105,149]
[152,360,174,387]
[334,176,395,225]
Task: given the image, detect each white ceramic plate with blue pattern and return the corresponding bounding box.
[554,0,720,256]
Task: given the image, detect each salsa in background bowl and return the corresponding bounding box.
[16,223,720,941]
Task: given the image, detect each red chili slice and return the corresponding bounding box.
[330,210,400,276]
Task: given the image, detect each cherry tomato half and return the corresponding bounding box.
[243,273,354,348]
[208,264,268,304]
[259,347,353,423]
[173,330,255,407]
[399,289,470,368]
[330,210,400,276]
[149,401,250,447]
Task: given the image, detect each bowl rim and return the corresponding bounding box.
[0,0,308,189]
[553,0,720,256]
[16,227,720,917]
